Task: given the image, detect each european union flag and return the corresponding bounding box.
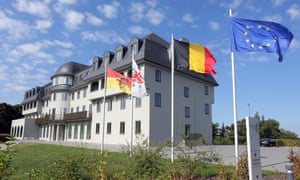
[231,17,293,62]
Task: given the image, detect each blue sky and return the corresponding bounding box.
[0,0,299,136]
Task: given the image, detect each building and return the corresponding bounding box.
[11,33,218,146]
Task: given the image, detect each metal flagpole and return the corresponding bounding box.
[229,8,239,168]
[129,50,135,158]
[101,59,108,153]
[171,33,175,163]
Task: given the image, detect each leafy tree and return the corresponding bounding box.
[0,103,23,133]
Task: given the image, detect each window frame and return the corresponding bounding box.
[185,106,190,118]
[120,121,125,134]
[184,87,189,98]
[154,93,161,107]
[155,69,161,82]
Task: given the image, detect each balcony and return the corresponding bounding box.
[63,111,91,122]
[36,115,50,125]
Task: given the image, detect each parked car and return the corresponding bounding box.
[260,138,276,146]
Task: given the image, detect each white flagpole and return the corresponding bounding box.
[229,8,239,168]
[171,33,175,163]
[129,51,135,158]
[101,59,108,153]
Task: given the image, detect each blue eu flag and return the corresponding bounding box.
[231,17,293,62]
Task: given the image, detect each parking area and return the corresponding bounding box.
[212,145,300,172]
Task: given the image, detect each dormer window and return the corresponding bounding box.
[116,51,122,62]
[132,43,137,55]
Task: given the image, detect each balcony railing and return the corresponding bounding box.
[35,111,91,125]
[63,111,91,122]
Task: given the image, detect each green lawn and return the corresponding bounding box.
[6,142,277,179]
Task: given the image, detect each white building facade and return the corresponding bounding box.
[11,33,218,146]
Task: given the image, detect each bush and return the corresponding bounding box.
[123,139,165,179]
[288,147,300,179]
[0,137,15,179]
[170,139,220,179]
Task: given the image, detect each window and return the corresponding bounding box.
[95,123,100,134]
[72,92,74,100]
[205,85,209,95]
[76,106,80,112]
[91,81,99,91]
[120,96,126,109]
[184,87,189,97]
[185,106,190,118]
[116,51,122,62]
[86,123,91,139]
[53,93,56,101]
[120,121,125,134]
[71,107,74,113]
[74,125,78,139]
[132,43,137,55]
[64,77,69,84]
[77,90,80,99]
[101,79,105,89]
[107,122,112,134]
[83,87,87,97]
[82,105,86,111]
[135,120,141,134]
[185,124,190,137]
[89,104,92,114]
[155,70,161,82]
[80,124,84,139]
[136,97,141,108]
[96,100,101,112]
[154,93,161,107]
[205,103,209,114]
[61,93,68,101]
[107,99,112,111]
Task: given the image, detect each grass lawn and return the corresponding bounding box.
[7,142,277,179]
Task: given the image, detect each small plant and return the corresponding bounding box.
[123,138,164,179]
[288,147,300,179]
[0,136,15,179]
[231,151,248,180]
[170,137,220,179]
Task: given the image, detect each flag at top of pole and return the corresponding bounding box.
[230,17,293,62]
[131,58,147,98]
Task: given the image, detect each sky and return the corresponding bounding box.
[0,0,299,136]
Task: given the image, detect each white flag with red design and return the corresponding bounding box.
[132,59,147,98]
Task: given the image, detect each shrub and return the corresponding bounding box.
[0,136,15,179]
[288,147,300,179]
[231,151,248,180]
[170,139,220,179]
[123,139,165,179]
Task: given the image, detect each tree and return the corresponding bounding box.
[0,103,23,133]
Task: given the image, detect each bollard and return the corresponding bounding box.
[286,165,294,180]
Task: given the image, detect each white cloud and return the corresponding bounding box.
[13,0,51,19]
[81,30,127,44]
[182,13,194,23]
[272,0,286,7]
[146,0,157,8]
[57,0,77,5]
[209,21,220,31]
[129,2,145,22]
[0,64,8,80]
[287,5,300,20]
[263,14,283,22]
[146,9,164,25]
[0,11,32,40]
[97,1,120,19]
[56,49,73,57]
[64,9,84,30]
[35,19,53,32]
[128,25,147,35]
[85,13,104,26]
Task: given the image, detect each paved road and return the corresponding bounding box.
[4,140,300,172]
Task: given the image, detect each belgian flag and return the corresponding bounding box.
[174,39,217,75]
